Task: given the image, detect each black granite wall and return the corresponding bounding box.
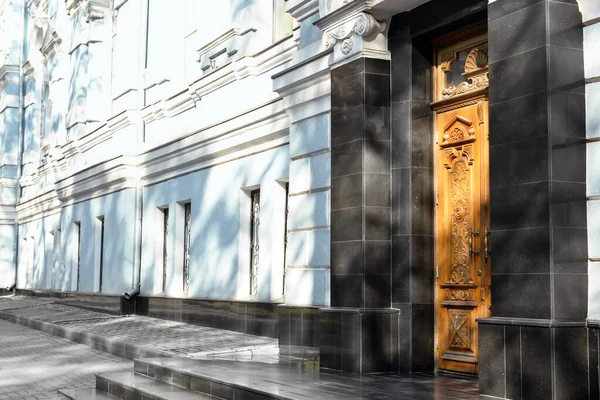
[478,0,589,398]
[324,57,400,373]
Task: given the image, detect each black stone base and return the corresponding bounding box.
[135,296,279,338]
[478,317,593,399]
[14,289,134,315]
[278,305,320,356]
[320,308,399,373]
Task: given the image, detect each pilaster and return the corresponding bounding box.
[65,0,112,140]
[479,1,589,398]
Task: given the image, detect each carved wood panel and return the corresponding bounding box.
[434,100,490,374]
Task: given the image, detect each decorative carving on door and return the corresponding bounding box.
[433,32,490,374]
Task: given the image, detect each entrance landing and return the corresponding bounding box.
[128,354,480,399]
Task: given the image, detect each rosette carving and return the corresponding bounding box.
[323,12,387,55]
[442,47,489,99]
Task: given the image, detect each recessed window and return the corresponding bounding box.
[250,189,260,296]
[161,207,169,293]
[96,216,105,292]
[74,222,81,291]
[283,182,289,296]
[183,202,191,293]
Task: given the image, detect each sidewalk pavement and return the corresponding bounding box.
[0,296,278,360]
[0,318,132,400]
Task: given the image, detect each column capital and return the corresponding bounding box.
[315,2,389,65]
[65,0,109,21]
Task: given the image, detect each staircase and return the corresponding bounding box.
[59,355,295,400]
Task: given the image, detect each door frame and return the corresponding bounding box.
[432,25,489,374]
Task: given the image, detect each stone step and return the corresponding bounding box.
[96,371,214,400]
[58,388,120,400]
[133,356,481,400]
[134,357,290,400]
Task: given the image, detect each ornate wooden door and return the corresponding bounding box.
[433,35,491,374]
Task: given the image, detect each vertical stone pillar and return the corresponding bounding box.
[388,12,435,373]
[479,1,589,398]
[308,5,400,373]
[65,0,111,140]
[272,0,331,355]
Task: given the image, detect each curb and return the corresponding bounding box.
[0,310,175,360]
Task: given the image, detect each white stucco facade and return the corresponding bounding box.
[1,0,599,316]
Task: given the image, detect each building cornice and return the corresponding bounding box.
[286,0,319,22]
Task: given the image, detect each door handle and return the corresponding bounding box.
[484,226,491,262]
[469,228,481,257]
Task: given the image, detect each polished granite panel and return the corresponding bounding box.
[135,296,279,339]
[135,355,479,400]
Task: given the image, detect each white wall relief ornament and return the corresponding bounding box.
[323,12,386,55]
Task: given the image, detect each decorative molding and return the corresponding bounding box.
[65,0,109,21]
[322,12,386,55]
[315,3,389,64]
[286,0,319,22]
[40,31,63,62]
[441,48,489,100]
[0,65,19,92]
[197,27,257,74]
